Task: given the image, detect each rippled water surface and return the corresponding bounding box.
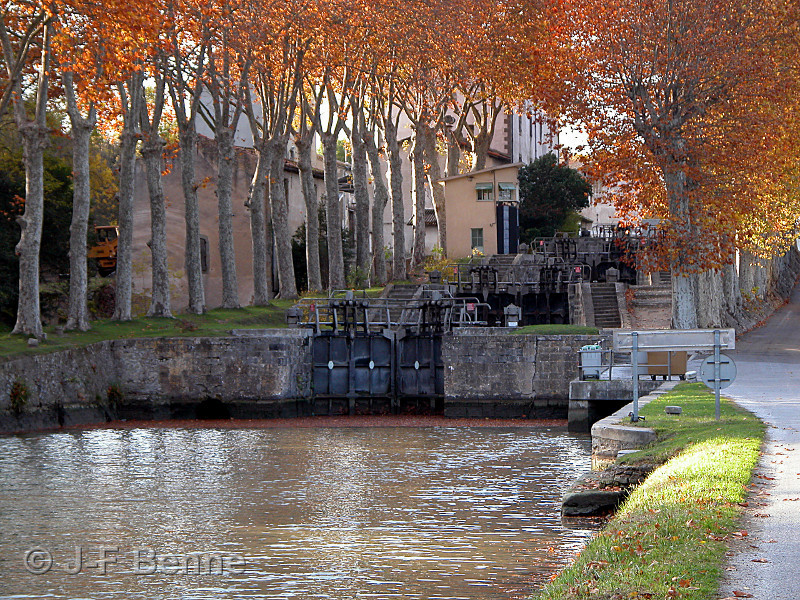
[0,425,592,599]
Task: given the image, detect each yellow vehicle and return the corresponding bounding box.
[87,225,119,276]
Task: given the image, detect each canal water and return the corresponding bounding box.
[0,425,592,599]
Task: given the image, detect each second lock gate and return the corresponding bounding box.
[311,330,443,413]
[291,291,484,414]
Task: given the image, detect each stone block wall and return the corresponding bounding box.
[442,329,610,418]
[2,328,612,431]
[0,331,312,433]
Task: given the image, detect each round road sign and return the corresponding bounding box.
[699,353,737,389]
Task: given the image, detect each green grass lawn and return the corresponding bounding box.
[0,301,296,361]
[513,324,600,335]
[537,383,764,600]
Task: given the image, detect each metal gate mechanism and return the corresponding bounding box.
[289,290,487,411]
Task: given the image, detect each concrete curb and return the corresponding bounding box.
[590,379,681,463]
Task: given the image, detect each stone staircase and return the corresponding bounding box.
[590,283,621,328]
[654,271,671,285]
[382,283,421,326]
[631,285,672,308]
[629,283,672,329]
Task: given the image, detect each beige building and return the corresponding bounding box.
[440,163,524,259]
[130,137,325,312]
[383,110,560,259]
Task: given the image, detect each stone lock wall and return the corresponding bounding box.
[2,328,602,432]
[442,329,609,418]
[0,331,313,433]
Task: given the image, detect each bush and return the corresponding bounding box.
[9,379,29,415]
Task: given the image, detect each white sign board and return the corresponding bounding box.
[613,329,736,352]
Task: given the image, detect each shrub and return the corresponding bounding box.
[9,379,29,415]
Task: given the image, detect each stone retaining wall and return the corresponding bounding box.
[0,331,313,433]
[589,382,679,467]
[442,330,609,418]
[2,329,601,432]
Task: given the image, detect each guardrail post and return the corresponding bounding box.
[714,329,721,421]
[632,332,640,422]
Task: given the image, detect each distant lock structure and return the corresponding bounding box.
[291,289,489,412]
[445,225,653,327]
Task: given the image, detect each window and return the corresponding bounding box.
[498,183,517,204]
[471,228,484,252]
[476,182,493,202]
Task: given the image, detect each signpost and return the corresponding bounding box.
[612,329,736,421]
[698,333,737,420]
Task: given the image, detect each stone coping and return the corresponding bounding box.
[590,380,681,461]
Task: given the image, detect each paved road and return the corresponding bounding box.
[716,281,800,600]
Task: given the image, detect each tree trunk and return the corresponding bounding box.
[421,124,446,255]
[12,122,48,337]
[365,133,388,286]
[321,132,344,288]
[663,153,698,329]
[216,127,240,308]
[468,98,502,172]
[248,141,271,305]
[410,133,426,267]
[141,133,172,318]
[296,135,322,292]
[754,257,769,300]
[63,75,94,331]
[178,129,205,314]
[268,136,298,299]
[445,128,461,177]
[672,273,698,329]
[351,115,371,283]
[722,259,741,318]
[695,269,722,328]
[471,130,492,171]
[11,26,50,337]
[385,120,405,280]
[740,251,769,301]
[113,75,144,321]
[738,250,755,297]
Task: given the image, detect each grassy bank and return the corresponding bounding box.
[513,324,600,335]
[0,302,295,361]
[538,383,764,600]
[0,287,392,361]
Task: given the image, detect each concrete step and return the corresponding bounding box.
[593,304,619,311]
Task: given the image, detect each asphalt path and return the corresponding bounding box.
[716,281,800,600]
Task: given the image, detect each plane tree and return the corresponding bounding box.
[554,0,800,328]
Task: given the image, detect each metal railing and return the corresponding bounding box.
[448,261,591,290]
[577,347,689,381]
[289,290,490,335]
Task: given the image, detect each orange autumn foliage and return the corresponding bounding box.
[551,0,800,271]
